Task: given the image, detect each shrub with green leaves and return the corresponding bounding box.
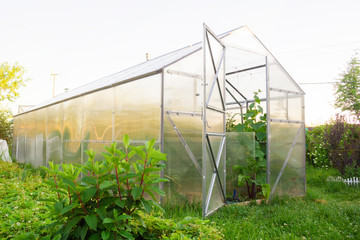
[232,90,268,200]
[41,135,168,240]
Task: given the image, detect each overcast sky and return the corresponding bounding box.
[1,0,360,125]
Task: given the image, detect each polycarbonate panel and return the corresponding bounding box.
[63,141,82,164]
[288,95,303,121]
[226,132,255,197]
[47,104,62,141]
[220,26,268,55]
[205,136,225,214]
[268,56,303,94]
[163,48,203,205]
[24,112,36,164]
[46,104,62,164]
[12,117,20,161]
[162,114,203,204]
[62,97,83,141]
[17,116,26,163]
[35,108,47,167]
[269,122,305,196]
[83,89,113,141]
[206,109,224,133]
[114,74,161,141]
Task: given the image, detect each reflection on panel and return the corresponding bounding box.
[269,122,305,196]
[62,97,83,141]
[47,138,61,164]
[47,104,62,141]
[226,132,255,198]
[84,89,113,141]
[63,141,82,164]
[114,75,161,141]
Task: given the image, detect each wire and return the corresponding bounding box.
[298,82,337,85]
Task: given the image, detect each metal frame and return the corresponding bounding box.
[202,24,226,217]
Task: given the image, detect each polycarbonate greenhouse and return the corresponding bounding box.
[12,25,306,217]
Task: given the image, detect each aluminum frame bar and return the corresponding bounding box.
[226,64,266,76]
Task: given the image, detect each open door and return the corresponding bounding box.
[202,24,226,217]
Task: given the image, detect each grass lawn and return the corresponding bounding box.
[0,161,359,239]
[164,166,360,239]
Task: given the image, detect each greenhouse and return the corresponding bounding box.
[12,25,306,217]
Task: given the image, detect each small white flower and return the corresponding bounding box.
[16,222,20,226]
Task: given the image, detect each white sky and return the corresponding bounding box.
[1,0,360,126]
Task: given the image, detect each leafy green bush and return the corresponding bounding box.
[0,161,56,239]
[232,91,268,200]
[42,135,169,240]
[306,125,330,168]
[0,108,13,148]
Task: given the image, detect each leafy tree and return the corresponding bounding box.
[334,56,360,120]
[0,62,27,102]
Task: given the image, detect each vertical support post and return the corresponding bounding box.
[112,87,116,142]
[160,69,165,202]
[81,96,85,165]
[302,94,306,193]
[265,56,271,185]
[60,104,63,165]
[222,48,226,198]
[45,109,48,167]
[202,23,207,218]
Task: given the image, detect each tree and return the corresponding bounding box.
[0,62,27,102]
[334,56,360,120]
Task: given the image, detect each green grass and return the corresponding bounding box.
[165,166,360,239]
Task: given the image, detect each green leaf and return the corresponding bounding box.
[129,146,146,159]
[96,206,106,220]
[123,134,130,148]
[103,218,114,224]
[89,233,101,240]
[80,225,88,240]
[85,214,98,231]
[131,186,143,200]
[147,185,165,196]
[99,197,117,206]
[140,198,152,214]
[145,138,156,152]
[115,199,125,208]
[99,180,115,190]
[119,230,134,240]
[54,201,63,213]
[117,214,132,221]
[60,203,77,215]
[82,176,97,185]
[102,230,110,240]
[62,178,76,191]
[81,187,97,203]
[64,216,82,234]
[150,200,165,212]
[144,167,161,174]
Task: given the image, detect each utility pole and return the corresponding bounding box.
[51,72,58,97]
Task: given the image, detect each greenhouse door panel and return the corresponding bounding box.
[202,24,226,217]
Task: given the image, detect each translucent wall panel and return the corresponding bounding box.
[162,114,203,204]
[163,50,203,205]
[12,116,19,161]
[268,122,305,196]
[34,108,47,167]
[46,104,62,164]
[83,142,112,162]
[114,74,161,141]
[226,132,255,198]
[17,116,26,163]
[25,111,36,164]
[268,55,305,197]
[62,97,83,141]
[83,89,113,141]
